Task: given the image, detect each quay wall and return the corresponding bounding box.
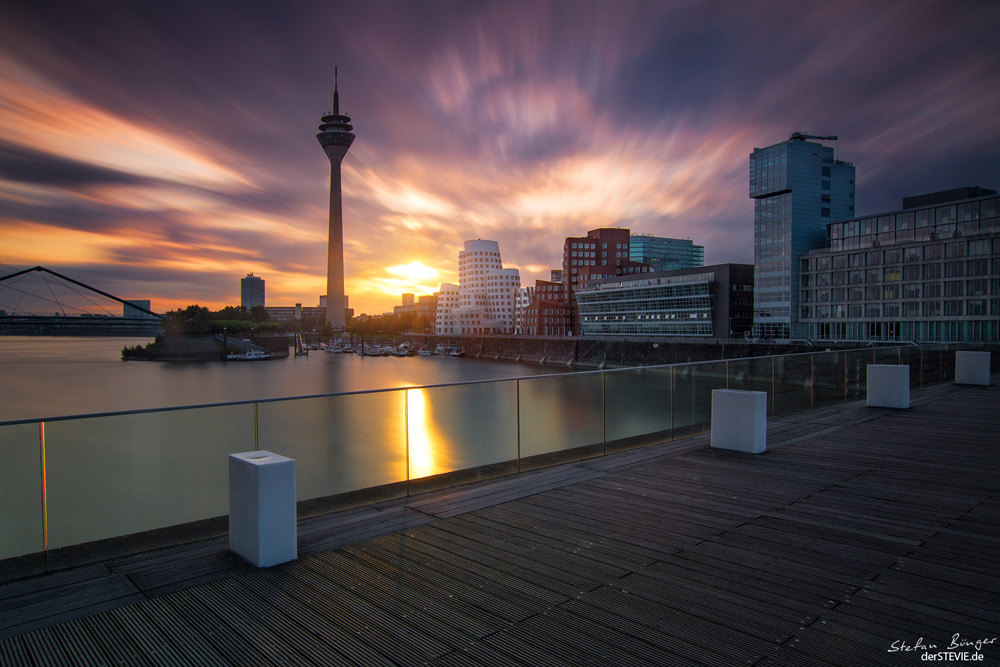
[402,335,867,369]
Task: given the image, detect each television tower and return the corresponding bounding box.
[316,67,355,329]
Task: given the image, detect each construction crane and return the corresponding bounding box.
[789,131,838,141]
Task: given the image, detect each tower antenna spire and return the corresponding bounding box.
[333,66,340,115]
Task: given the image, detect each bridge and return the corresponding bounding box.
[0,266,162,336]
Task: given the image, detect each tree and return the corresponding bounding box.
[249,305,270,323]
[214,306,249,321]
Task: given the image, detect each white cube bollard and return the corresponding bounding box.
[955,351,991,386]
[867,365,910,409]
[229,451,297,567]
[711,389,767,454]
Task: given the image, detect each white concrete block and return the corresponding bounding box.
[229,451,297,567]
[867,365,910,409]
[711,389,767,454]
[955,351,991,386]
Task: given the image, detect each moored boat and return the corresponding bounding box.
[226,349,273,361]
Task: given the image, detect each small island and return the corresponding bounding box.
[122,305,308,361]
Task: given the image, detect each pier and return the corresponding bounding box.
[2,374,998,665]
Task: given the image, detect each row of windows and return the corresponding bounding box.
[807,238,1000,271]
[577,283,710,302]
[802,300,997,319]
[578,297,712,315]
[827,218,1000,251]
[580,322,714,336]
[804,278,997,303]
[805,258,999,286]
[804,320,999,342]
[829,199,998,240]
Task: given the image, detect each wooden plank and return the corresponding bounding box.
[0,574,144,640]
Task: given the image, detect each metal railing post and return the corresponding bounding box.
[771,357,776,418]
[516,379,521,474]
[253,402,259,451]
[669,366,675,442]
[601,372,607,456]
[404,390,410,496]
[39,421,48,559]
[810,354,815,408]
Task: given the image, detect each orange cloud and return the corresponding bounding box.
[0,54,248,188]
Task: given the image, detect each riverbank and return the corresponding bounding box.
[404,335,866,368]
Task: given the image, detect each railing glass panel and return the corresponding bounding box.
[518,372,603,467]
[44,404,254,549]
[726,356,773,396]
[874,346,903,367]
[0,424,43,559]
[813,350,847,408]
[844,349,871,401]
[899,347,923,388]
[406,381,519,493]
[674,361,726,438]
[772,354,813,417]
[257,391,406,502]
[605,367,672,452]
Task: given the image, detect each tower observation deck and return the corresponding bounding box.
[316,67,355,330]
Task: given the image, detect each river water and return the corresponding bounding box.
[0,336,562,422]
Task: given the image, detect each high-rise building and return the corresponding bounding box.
[317,68,355,330]
[445,239,521,335]
[750,132,855,338]
[630,235,704,271]
[241,273,265,309]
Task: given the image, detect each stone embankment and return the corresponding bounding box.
[404,335,858,369]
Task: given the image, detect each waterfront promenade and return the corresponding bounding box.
[1,377,998,665]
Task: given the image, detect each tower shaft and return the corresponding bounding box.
[325,162,346,329]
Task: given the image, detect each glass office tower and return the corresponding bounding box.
[750,134,855,338]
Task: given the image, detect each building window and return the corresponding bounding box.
[944,262,964,278]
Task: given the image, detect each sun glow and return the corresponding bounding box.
[386,262,439,282]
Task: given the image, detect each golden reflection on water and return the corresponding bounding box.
[406,388,442,479]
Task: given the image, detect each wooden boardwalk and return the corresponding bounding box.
[2,379,999,666]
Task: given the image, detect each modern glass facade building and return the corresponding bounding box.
[750,135,855,338]
[800,189,1000,342]
[629,235,704,272]
[576,264,754,338]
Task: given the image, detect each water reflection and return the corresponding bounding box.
[406,388,440,479]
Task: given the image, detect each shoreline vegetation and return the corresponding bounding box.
[122,336,228,361]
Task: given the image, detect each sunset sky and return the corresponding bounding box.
[2,0,999,315]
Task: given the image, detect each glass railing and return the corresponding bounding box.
[1,343,996,561]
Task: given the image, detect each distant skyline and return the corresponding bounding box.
[2,0,999,314]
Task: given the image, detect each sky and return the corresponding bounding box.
[2,0,999,316]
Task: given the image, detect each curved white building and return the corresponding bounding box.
[434,283,460,335]
[439,240,520,335]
